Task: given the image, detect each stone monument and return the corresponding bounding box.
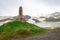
[18,6,26,22]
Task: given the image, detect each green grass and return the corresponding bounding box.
[0,21,48,40]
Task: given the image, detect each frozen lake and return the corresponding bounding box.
[28,19,60,29]
[34,22,60,28]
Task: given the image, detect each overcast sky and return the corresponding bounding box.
[0,0,60,16]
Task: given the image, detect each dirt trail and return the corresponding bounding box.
[11,29,60,40]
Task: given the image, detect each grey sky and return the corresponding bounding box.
[0,0,60,16]
[0,0,20,16]
[36,0,60,6]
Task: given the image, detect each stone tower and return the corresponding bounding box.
[18,6,26,22]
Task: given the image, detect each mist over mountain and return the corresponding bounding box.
[49,12,60,17]
[44,12,60,22]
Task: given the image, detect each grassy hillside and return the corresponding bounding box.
[0,21,48,40]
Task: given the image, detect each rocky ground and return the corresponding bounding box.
[11,29,60,40]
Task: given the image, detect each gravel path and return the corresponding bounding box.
[11,29,60,40]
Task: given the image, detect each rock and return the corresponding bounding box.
[24,15,31,19]
[32,18,40,22]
